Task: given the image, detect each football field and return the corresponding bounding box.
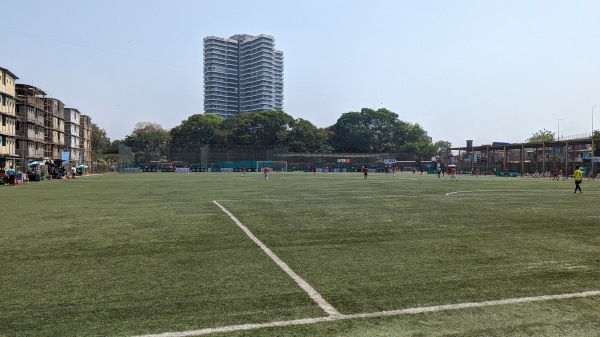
[1,172,599,336]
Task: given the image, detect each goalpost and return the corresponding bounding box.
[256,161,288,172]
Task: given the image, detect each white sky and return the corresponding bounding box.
[2,0,599,148]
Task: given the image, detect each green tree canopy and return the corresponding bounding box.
[527,129,555,143]
[330,107,434,157]
[124,122,171,162]
[434,140,452,158]
[221,110,294,146]
[119,107,437,159]
[170,114,223,150]
[287,118,332,152]
[91,123,111,158]
[330,108,401,152]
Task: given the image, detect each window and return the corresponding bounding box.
[2,115,6,126]
[1,135,5,146]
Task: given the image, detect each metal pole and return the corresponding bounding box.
[593,106,596,178]
[593,106,596,135]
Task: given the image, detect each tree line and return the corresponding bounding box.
[92,108,456,166]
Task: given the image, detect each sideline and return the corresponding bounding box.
[133,290,600,337]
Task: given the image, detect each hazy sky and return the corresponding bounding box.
[2,0,599,148]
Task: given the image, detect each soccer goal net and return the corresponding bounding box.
[256,161,288,172]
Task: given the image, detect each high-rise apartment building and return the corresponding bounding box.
[204,34,283,118]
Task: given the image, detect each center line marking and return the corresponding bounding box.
[212,200,341,317]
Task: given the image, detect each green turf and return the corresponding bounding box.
[0,172,598,336]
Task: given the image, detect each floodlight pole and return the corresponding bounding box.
[557,119,562,141]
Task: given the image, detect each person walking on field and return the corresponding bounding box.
[573,166,583,193]
[451,167,457,181]
[363,166,368,179]
[264,165,269,180]
[242,166,246,177]
[7,166,15,187]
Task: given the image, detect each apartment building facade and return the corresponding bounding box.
[44,98,66,163]
[64,107,81,164]
[79,114,92,167]
[15,84,47,162]
[204,34,283,118]
[3,65,95,174]
[0,67,18,170]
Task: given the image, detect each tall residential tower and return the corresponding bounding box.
[204,34,283,118]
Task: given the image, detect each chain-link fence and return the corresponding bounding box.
[118,145,424,172]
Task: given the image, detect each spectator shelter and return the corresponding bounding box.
[450,138,598,177]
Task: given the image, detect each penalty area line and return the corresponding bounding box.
[132,290,600,337]
[212,200,341,317]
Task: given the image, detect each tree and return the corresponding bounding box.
[104,140,123,155]
[287,118,332,152]
[221,110,294,146]
[329,108,435,157]
[170,114,223,150]
[330,108,403,152]
[527,129,555,143]
[329,110,374,152]
[434,140,452,158]
[124,122,171,162]
[91,123,111,158]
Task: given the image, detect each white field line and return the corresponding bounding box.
[212,201,341,317]
[445,190,533,196]
[133,290,600,337]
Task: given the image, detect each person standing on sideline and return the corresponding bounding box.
[71,166,77,179]
[363,166,368,179]
[313,166,317,175]
[264,165,269,180]
[392,166,397,177]
[573,166,583,193]
[7,166,15,187]
[437,166,442,178]
[504,167,508,178]
[242,166,246,177]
